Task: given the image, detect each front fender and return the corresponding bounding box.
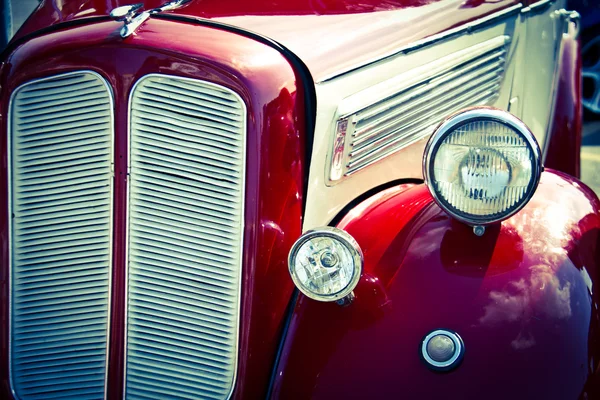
[271,170,600,399]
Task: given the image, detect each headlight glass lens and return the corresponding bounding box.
[425,109,541,224]
[288,227,362,301]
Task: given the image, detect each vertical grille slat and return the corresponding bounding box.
[126,74,246,400]
[10,71,113,400]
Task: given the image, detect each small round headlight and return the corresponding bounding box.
[288,227,363,302]
[423,108,542,225]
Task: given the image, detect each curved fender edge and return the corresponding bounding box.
[545,18,582,178]
[271,170,600,400]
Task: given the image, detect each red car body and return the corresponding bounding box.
[0,0,596,399]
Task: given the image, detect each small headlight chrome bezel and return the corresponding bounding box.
[423,107,542,226]
[288,227,363,302]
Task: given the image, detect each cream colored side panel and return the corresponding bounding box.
[304,9,522,230]
[514,0,567,150]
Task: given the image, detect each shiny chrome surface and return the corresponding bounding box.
[9,71,114,400]
[422,107,542,226]
[116,0,192,38]
[421,330,464,371]
[329,36,510,182]
[125,74,246,400]
[521,0,556,14]
[556,9,580,35]
[109,4,143,21]
[152,0,192,12]
[288,227,363,302]
[330,120,348,182]
[120,13,150,38]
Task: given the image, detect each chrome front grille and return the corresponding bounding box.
[9,71,113,400]
[329,35,510,181]
[125,75,246,400]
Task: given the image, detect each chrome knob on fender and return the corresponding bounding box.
[421,330,464,372]
[427,335,455,362]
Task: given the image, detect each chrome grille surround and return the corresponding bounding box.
[125,74,246,400]
[328,35,511,183]
[8,71,114,400]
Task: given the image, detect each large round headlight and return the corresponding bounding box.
[423,108,542,225]
[288,227,363,302]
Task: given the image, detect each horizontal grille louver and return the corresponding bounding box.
[9,71,113,400]
[125,75,246,400]
[331,36,510,180]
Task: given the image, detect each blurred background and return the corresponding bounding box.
[577,0,600,194]
[2,0,600,193]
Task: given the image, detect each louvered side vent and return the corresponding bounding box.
[330,36,511,181]
[126,75,246,400]
[9,71,113,400]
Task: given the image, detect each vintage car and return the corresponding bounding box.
[0,0,598,399]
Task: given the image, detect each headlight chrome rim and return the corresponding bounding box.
[423,107,542,225]
[288,227,363,302]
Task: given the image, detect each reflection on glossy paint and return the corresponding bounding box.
[440,222,523,278]
[342,184,415,223]
[356,274,391,310]
[474,173,600,351]
[582,267,594,296]
[479,263,573,350]
[456,172,600,360]
[233,47,287,71]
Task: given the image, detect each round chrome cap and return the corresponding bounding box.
[421,329,464,371]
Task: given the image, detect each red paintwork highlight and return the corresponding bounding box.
[0,18,306,399]
[271,171,600,400]
[545,23,582,178]
[13,0,519,81]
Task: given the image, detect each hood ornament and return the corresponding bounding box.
[109,3,144,21]
[110,0,191,38]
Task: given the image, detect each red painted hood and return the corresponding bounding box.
[0,15,308,400]
[17,0,518,81]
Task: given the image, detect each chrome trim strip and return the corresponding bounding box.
[329,120,348,182]
[317,3,522,83]
[521,0,556,14]
[7,70,115,400]
[123,73,246,400]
